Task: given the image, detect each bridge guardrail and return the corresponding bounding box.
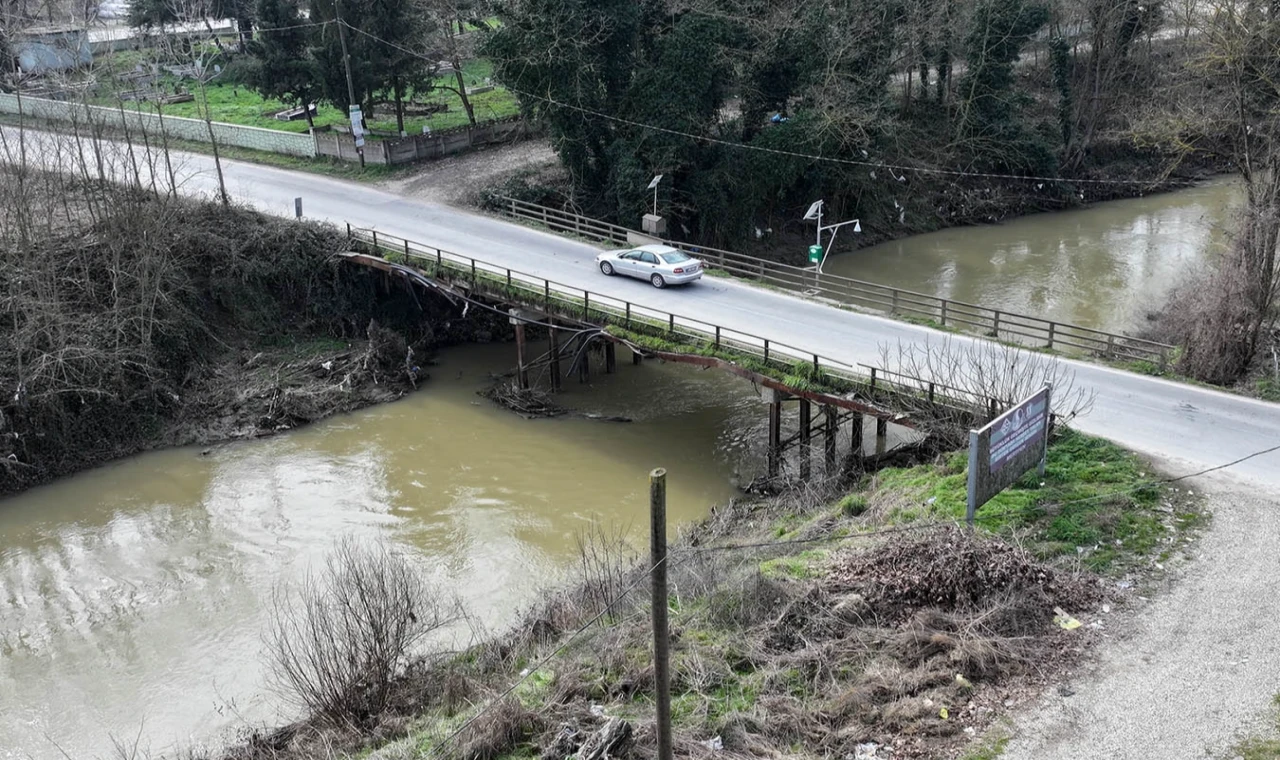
[494,196,1174,370]
[346,225,1011,424]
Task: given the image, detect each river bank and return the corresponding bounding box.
[0,179,509,499]
[218,422,1204,760]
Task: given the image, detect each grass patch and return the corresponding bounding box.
[1232,693,1280,760]
[759,550,826,580]
[866,428,1196,572]
[91,56,520,135]
[1256,378,1280,403]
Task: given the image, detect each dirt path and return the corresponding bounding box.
[1001,473,1280,760]
[378,138,558,207]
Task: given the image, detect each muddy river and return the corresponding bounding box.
[0,344,781,758]
[0,178,1241,758]
[824,178,1241,333]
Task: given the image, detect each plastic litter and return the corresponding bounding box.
[1053,607,1082,630]
[702,736,723,751]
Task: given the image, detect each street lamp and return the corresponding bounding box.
[643,174,667,236]
[803,199,861,273]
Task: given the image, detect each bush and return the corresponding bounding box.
[267,538,459,728]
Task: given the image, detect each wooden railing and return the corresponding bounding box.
[495,196,1175,369]
[346,225,1011,425]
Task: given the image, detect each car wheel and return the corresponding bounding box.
[599,261,615,276]
[650,273,666,289]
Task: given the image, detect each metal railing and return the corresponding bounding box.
[346,225,1011,424]
[495,196,1174,369]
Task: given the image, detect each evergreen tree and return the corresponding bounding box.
[249,0,319,126]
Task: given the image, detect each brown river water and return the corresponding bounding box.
[0,178,1242,758]
[824,178,1241,333]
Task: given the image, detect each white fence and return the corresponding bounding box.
[0,92,317,157]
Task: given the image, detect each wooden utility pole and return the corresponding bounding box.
[333,6,365,168]
[798,399,812,480]
[649,468,673,760]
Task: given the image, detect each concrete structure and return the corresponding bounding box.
[12,26,92,73]
[313,116,525,165]
[0,92,317,156]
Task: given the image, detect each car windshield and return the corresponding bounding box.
[659,251,692,264]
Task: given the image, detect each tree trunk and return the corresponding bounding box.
[453,58,477,126]
[394,76,406,136]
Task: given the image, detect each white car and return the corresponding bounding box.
[595,244,704,288]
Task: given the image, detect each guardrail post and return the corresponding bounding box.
[763,340,770,363]
[404,240,410,260]
[436,248,442,269]
[1159,347,1169,373]
[891,290,899,315]
[940,299,948,326]
[625,302,631,326]
[668,314,675,333]
[715,326,721,350]
[928,382,936,402]
[992,310,1001,338]
[507,269,512,289]
[346,222,351,237]
[584,291,591,320]
[545,281,551,306]
[1047,322,1056,350]
[471,259,476,281]
[813,355,819,373]
[372,230,379,250]
[1106,334,1116,358]
[870,367,877,389]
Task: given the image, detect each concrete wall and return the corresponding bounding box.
[0,92,317,157]
[314,116,526,166]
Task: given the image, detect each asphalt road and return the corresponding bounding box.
[4,126,1278,487]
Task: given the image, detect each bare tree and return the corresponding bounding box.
[266,537,460,729]
[157,0,231,204]
[877,338,1097,443]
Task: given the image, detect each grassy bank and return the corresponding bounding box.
[92,57,520,136]
[244,427,1201,760]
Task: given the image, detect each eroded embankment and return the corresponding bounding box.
[227,429,1203,760]
[0,178,509,498]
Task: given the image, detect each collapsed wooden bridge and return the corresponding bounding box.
[339,230,1016,482]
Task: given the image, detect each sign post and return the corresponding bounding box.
[966,385,1052,526]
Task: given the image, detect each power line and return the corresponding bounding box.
[682,439,1280,554]
[339,21,1165,189]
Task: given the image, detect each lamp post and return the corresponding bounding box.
[803,199,861,274]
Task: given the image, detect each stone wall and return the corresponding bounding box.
[0,92,317,157]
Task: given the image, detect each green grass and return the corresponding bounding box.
[759,550,827,580]
[867,428,1200,572]
[1234,694,1280,760]
[960,727,1012,760]
[1257,378,1280,402]
[92,55,519,136]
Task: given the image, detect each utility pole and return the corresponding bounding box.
[334,4,365,168]
[649,468,673,760]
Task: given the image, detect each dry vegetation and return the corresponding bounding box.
[221,428,1200,760]
[0,131,509,496]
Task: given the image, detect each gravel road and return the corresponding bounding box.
[1002,473,1280,760]
[378,138,557,206]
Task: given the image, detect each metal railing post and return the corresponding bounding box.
[372,230,378,250]
[763,339,770,363]
[1047,322,1056,350]
[715,326,721,350]
[940,299,948,326]
[626,302,631,326]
